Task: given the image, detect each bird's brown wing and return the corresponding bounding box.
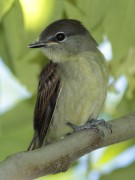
[28,61,60,150]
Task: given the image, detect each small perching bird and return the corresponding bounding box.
[27,19,109,151]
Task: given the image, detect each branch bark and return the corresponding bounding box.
[0,113,135,180]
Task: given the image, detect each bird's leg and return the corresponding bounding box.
[66,119,112,136]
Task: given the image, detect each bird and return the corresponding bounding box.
[27,19,109,151]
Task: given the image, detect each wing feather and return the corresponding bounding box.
[28,61,60,150]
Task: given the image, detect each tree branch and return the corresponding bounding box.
[0,113,135,180]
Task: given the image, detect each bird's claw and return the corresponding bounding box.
[66,119,112,136]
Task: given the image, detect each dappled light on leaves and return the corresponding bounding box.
[20,0,54,31]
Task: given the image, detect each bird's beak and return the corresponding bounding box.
[28,41,46,48]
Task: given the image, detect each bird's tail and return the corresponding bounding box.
[27,133,40,151]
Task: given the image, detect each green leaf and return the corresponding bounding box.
[100,162,135,180]
[114,94,135,118]
[36,168,74,180]
[0,1,25,70]
[111,48,135,100]
[94,139,135,168]
[104,0,135,61]
[0,1,45,93]
[0,99,34,161]
[0,0,14,22]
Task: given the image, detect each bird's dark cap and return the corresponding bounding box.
[28,19,97,48]
[39,19,90,41]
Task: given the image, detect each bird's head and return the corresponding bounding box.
[28,19,97,62]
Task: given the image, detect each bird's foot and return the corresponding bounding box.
[66,119,112,136]
[88,119,112,135]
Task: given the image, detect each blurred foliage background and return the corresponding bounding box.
[0,0,135,179]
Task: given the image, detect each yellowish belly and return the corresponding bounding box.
[45,70,106,144]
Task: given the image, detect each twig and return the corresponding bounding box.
[0,113,135,180]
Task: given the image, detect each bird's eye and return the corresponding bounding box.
[55,32,66,42]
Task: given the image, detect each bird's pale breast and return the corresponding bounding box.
[45,52,108,144]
